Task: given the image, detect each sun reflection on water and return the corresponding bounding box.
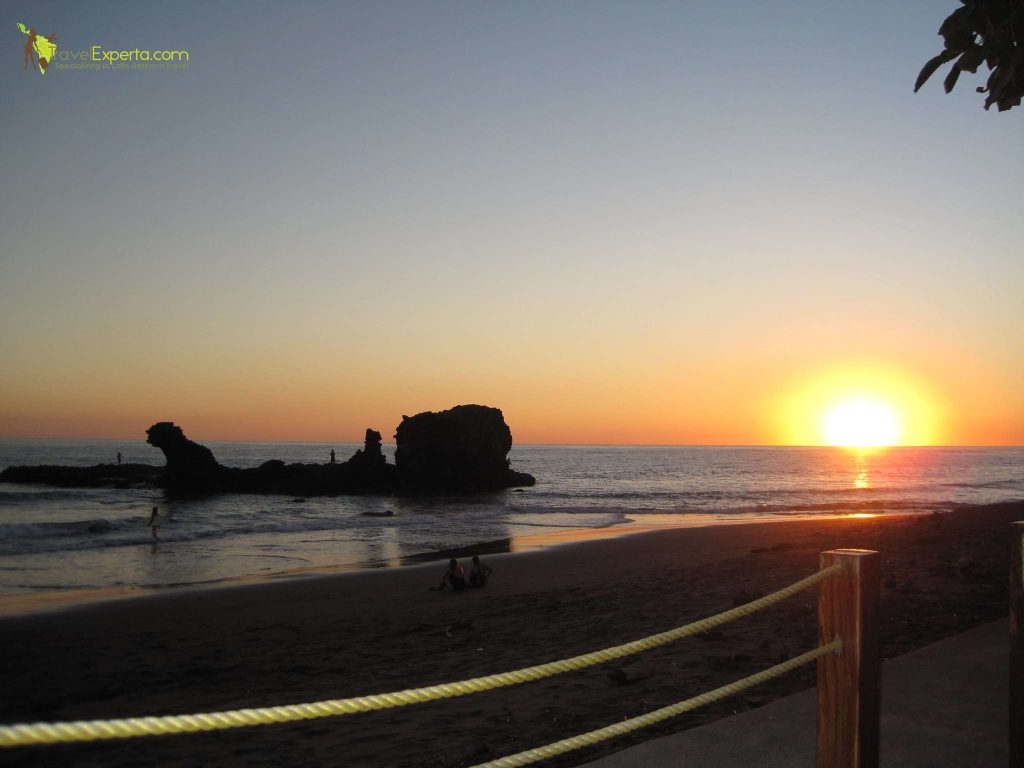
[853,450,871,489]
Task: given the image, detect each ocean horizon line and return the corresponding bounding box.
[0,436,1021,450]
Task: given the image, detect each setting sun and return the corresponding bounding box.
[775,363,945,446]
[823,399,902,447]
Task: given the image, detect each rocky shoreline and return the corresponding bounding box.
[0,404,535,496]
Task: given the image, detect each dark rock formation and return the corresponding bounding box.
[146,421,224,493]
[394,404,535,491]
[140,422,397,496]
[347,429,386,468]
[1,405,534,496]
[334,428,395,491]
[0,463,159,489]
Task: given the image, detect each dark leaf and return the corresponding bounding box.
[944,65,963,93]
[958,47,985,73]
[939,5,972,39]
[940,5,977,49]
[988,61,1013,94]
[998,94,1022,110]
[985,66,1002,92]
[988,2,1013,26]
[915,50,960,92]
[918,0,1022,111]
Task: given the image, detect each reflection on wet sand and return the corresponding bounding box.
[0,586,141,617]
[360,526,403,569]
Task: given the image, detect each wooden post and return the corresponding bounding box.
[1011,522,1024,768]
[816,549,880,768]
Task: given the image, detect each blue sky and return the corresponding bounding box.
[1,1,1021,443]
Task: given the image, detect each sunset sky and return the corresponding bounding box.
[2,1,1022,445]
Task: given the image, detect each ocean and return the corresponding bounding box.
[0,440,1021,600]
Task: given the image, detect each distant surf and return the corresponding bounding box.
[0,440,1021,598]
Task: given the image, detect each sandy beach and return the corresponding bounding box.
[0,501,1020,768]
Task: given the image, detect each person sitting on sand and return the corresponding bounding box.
[438,558,466,591]
[468,555,493,588]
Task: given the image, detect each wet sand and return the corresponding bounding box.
[0,501,1020,768]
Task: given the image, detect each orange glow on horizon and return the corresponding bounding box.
[1,353,1020,446]
[776,363,945,447]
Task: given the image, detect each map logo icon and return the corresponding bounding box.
[18,22,57,75]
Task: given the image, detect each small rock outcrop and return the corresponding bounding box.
[141,422,398,496]
[336,428,394,490]
[348,429,386,468]
[394,404,535,491]
[0,463,159,488]
[146,421,224,493]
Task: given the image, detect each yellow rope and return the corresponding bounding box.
[470,639,843,768]
[0,563,842,747]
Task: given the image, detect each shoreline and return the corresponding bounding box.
[0,501,1020,767]
[0,509,928,619]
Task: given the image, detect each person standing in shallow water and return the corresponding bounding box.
[117,452,122,465]
[329,449,336,464]
[147,506,161,540]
